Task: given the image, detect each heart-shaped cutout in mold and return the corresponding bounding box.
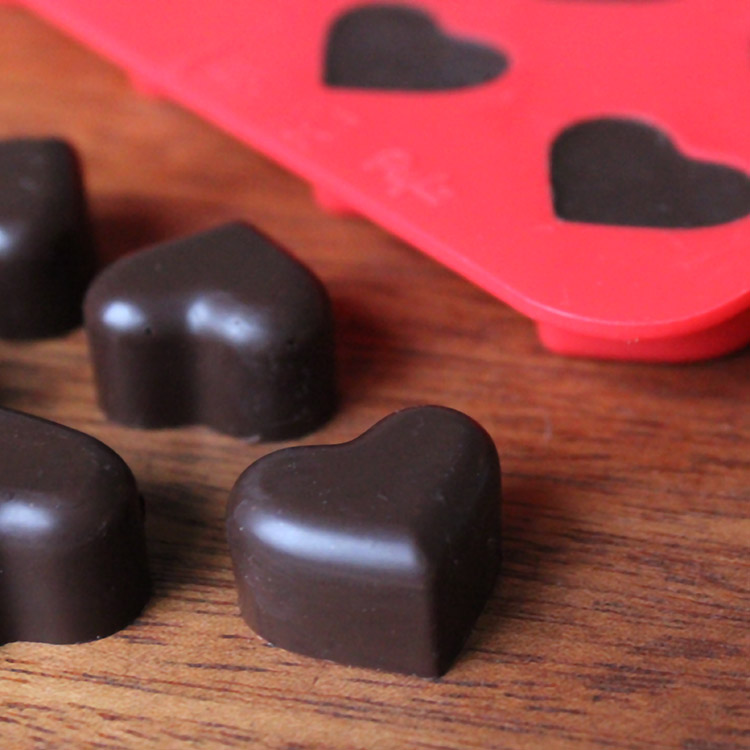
[324,4,508,91]
[0,408,149,645]
[84,222,336,440]
[226,405,502,677]
[551,118,750,228]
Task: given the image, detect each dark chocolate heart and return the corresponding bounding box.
[550,118,750,228]
[84,222,336,439]
[324,4,508,91]
[226,405,501,677]
[0,408,149,645]
[0,138,95,339]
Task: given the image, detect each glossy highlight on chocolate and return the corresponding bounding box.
[226,405,502,677]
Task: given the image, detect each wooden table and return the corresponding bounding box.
[1,8,748,749]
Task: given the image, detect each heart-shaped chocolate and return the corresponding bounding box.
[226,405,501,676]
[84,222,336,439]
[551,118,750,228]
[324,4,508,91]
[0,408,149,645]
[0,138,95,339]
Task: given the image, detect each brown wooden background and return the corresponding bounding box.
[1,7,748,749]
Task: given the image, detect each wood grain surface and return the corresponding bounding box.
[1,7,748,749]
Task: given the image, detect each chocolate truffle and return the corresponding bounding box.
[324,5,508,91]
[0,138,95,339]
[84,222,336,439]
[226,405,501,677]
[0,408,149,645]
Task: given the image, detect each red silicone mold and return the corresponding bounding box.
[11,0,750,361]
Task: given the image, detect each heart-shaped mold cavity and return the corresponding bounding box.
[84,222,336,439]
[324,4,508,91]
[0,138,95,339]
[0,408,149,645]
[551,118,750,228]
[226,405,501,677]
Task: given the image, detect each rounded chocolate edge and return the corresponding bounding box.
[0,409,151,645]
